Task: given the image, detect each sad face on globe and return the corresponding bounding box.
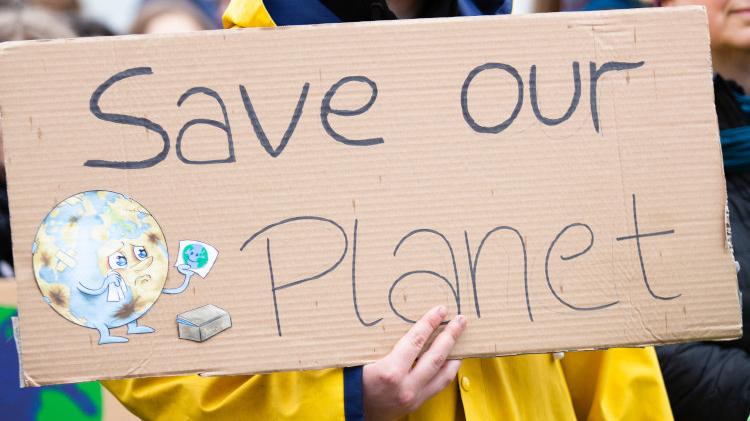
[32,190,204,345]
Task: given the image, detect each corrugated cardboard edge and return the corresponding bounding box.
[726,203,743,333]
[200,340,743,379]
[726,204,738,270]
[10,316,31,387]
[17,336,741,386]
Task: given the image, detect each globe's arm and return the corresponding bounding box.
[162,264,194,295]
[78,272,120,296]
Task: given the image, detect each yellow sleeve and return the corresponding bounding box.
[103,369,344,420]
[561,347,673,421]
[222,0,276,28]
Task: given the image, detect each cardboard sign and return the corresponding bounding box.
[0,7,741,386]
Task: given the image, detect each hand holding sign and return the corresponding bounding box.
[363,306,467,421]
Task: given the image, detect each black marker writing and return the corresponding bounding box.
[545,223,619,311]
[176,87,235,164]
[590,61,645,132]
[321,76,383,146]
[241,216,349,336]
[530,61,581,126]
[616,194,680,300]
[465,226,531,321]
[351,219,383,327]
[461,63,524,134]
[388,228,460,323]
[86,67,169,169]
[239,82,310,158]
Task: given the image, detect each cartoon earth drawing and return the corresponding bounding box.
[183,243,208,270]
[32,191,170,344]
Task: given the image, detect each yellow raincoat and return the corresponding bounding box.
[104,2,674,419]
[104,348,671,420]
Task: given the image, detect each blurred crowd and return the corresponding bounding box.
[0,0,228,41]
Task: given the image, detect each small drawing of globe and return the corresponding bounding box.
[32,191,169,330]
[183,243,208,269]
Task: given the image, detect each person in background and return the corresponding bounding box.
[654,1,750,420]
[130,0,221,34]
[0,3,76,40]
[0,0,114,37]
[103,1,674,420]
[69,13,114,37]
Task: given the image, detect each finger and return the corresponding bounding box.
[406,315,466,388]
[417,359,462,403]
[388,305,447,370]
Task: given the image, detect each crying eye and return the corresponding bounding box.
[133,246,148,261]
[108,252,128,269]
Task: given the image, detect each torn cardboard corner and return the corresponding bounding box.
[0,7,741,386]
[11,317,24,388]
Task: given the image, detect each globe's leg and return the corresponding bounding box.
[127,320,155,334]
[95,323,128,344]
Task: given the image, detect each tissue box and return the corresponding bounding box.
[177,304,231,342]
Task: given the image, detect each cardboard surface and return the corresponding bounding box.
[0,7,741,386]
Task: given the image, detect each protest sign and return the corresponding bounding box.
[0,7,740,386]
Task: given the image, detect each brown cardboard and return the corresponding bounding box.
[0,7,741,386]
